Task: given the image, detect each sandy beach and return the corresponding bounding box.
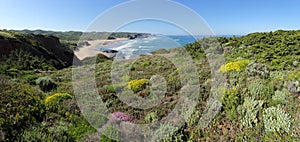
[74,38,128,60]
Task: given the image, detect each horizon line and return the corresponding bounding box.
[1,28,299,36]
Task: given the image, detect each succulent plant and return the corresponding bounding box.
[238,97,263,128]
[263,106,291,133]
[246,61,270,78]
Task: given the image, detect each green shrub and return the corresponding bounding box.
[81,53,111,64]
[21,121,74,142]
[270,71,286,80]
[23,74,40,85]
[105,85,116,92]
[7,68,20,78]
[85,112,108,128]
[0,49,54,71]
[68,117,97,140]
[263,106,291,133]
[145,112,158,123]
[219,59,250,73]
[0,82,45,140]
[20,123,48,141]
[222,87,240,120]
[152,123,178,141]
[100,126,120,142]
[151,48,169,54]
[269,71,286,90]
[45,93,72,111]
[238,97,263,128]
[287,70,300,80]
[104,84,124,93]
[141,61,151,67]
[127,79,149,93]
[36,76,57,92]
[272,89,289,102]
[248,80,273,100]
[246,61,270,78]
[0,31,15,39]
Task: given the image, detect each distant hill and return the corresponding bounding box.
[0,30,81,70]
[12,29,152,41]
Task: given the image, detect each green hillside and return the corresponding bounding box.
[13,29,152,41]
[0,30,81,73]
[1,30,300,141]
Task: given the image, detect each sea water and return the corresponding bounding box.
[96,35,232,59]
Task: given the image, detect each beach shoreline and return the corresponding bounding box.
[74,38,128,60]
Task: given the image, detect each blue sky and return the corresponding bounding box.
[0,0,299,35]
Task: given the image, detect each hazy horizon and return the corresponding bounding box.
[2,28,295,36]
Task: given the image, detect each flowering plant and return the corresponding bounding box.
[111,112,132,121]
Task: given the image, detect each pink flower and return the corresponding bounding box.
[112,112,132,121]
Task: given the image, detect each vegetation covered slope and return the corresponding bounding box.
[0,30,81,72]
[13,29,152,41]
[221,30,300,70]
[1,30,300,141]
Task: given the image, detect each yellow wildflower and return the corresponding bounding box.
[219,59,250,73]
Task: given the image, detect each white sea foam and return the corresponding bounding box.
[138,45,154,48]
[142,36,157,43]
[98,35,197,59]
[112,40,137,51]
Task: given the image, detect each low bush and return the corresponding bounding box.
[21,121,74,142]
[0,82,45,140]
[151,48,169,54]
[219,59,250,73]
[247,80,274,100]
[263,106,291,133]
[141,61,151,67]
[127,79,149,93]
[23,74,40,85]
[100,126,120,142]
[287,70,300,80]
[36,76,57,92]
[222,87,240,120]
[68,117,97,140]
[246,61,270,78]
[270,71,286,80]
[238,97,263,128]
[45,93,72,111]
[152,123,178,141]
[271,89,289,104]
[145,112,158,123]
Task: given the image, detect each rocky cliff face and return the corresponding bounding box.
[0,32,81,69]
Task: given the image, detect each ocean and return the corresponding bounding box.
[96,35,233,59]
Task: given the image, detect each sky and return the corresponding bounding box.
[0,0,299,35]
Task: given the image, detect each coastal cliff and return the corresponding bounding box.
[0,30,81,69]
